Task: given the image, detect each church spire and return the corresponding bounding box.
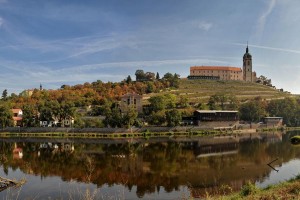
[246,41,249,53]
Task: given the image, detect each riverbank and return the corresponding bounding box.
[207,175,300,200]
[0,126,288,138]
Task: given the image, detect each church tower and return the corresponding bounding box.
[243,44,253,82]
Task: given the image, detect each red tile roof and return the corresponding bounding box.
[12,109,22,114]
[190,66,242,72]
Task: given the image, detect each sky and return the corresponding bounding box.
[0,0,300,94]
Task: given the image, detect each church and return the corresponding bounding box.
[188,45,257,82]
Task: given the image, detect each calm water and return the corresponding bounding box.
[0,131,300,199]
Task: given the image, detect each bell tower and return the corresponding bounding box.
[243,44,253,82]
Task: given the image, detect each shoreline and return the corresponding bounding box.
[0,126,293,139]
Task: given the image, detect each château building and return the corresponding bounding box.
[189,66,242,81]
[188,45,257,82]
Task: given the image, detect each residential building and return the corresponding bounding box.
[12,108,23,126]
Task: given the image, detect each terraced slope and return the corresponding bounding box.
[144,79,293,104]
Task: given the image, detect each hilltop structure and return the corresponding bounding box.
[188,45,257,82]
[189,66,242,81]
[243,45,256,82]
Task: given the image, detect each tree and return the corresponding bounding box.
[156,72,160,80]
[165,94,177,109]
[135,70,146,81]
[0,104,13,128]
[166,109,182,126]
[104,107,123,128]
[145,72,155,81]
[267,97,298,126]
[123,106,138,128]
[148,95,167,112]
[162,73,180,88]
[126,75,132,84]
[2,89,8,100]
[179,96,189,108]
[148,110,166,125]
[22,104,38,127]
[239,98,267,122]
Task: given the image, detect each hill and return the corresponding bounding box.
[143,79,293,105]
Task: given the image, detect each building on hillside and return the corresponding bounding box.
[12,109,23,126]
[188,66,243,81]
[120,93,143,114]
[243,45,257,82]
[193,110,239,126]
[188,45,257,82]
[263,117,283,127]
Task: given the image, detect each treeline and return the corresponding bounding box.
[208,93,300,126]
[0,71,181,128]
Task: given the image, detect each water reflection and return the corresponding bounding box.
[0,131,299,199]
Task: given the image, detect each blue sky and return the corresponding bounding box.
[1,0,300,94]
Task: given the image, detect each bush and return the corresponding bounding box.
[240,181,259,196]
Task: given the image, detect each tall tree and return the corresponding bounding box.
[0,104,13,128]
[1,89,8,100]
[156,72,160,80]
[22,104,38,127]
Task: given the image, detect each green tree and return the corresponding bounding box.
[208,93,228,110]
[267,97,298,126]
[135,70,146,81]
[104,107,123,128]
[178,96,189,108]
[165,94,177,109]
[123,106,138,128]
[239,98,267,122]
[1,89,8,100]
[166,109,182,126]
[148,110,166,125]
[156,72,160,80]
[126,75,132,84]
[0,104,13,128]
[148,95,167,112]
[22,105,38,127]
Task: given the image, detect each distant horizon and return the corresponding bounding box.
[1,0,300,94]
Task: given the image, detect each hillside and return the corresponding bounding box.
[144,79,293,104]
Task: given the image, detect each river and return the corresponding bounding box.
[0,131,299,199]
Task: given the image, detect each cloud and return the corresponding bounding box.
[254,0,276,40]
[192,21,213,31]
[233,42,300,54]
[0,17,4,28]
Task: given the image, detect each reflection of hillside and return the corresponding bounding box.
[0,132,299,198]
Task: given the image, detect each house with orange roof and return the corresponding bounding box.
[12,108,23,126]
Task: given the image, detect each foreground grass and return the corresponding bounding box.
[209,176,300,200]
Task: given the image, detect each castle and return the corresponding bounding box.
[188,45,256,82]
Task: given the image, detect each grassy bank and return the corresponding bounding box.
[207,175,300,200]
[0,126,290,139]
